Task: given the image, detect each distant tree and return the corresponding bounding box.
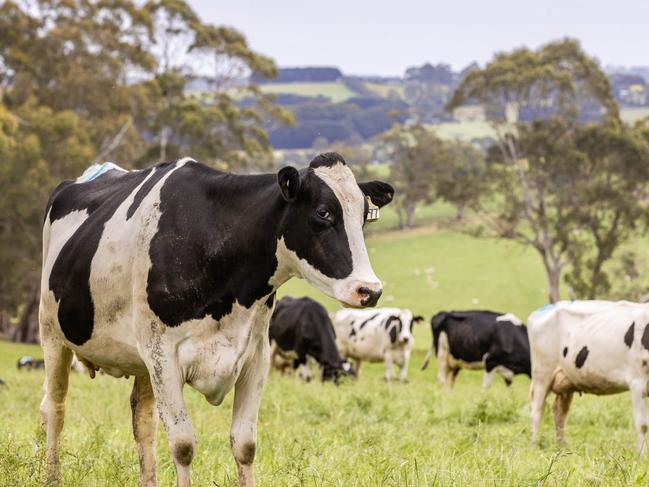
[435,141,489,220]
[448,38,649,303]
[382,124,445,228]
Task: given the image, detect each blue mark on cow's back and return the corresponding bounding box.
[78,162,126,183]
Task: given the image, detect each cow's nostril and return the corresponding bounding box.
[357,286,382,307]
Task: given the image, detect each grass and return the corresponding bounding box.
[2,221,647,485]
[259,82,358,103]
[364,82,406,99]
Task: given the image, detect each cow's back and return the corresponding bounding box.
[40,162,186,371]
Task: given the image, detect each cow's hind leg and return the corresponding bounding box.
[630,380,649,454]
[40,340,73,485]
[131,375,158,487]
[231,337,270,487]
[552,392,573,446]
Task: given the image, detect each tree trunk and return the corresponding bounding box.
[396,207,405,229]
[547,268,561,304]
[455,205,465,221]
[406,203,416,228]
[160,127,170,161]
[12,287,39,343]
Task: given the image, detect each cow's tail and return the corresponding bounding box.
[421,312,448,370]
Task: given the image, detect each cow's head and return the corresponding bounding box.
[387,309,422,345]
[277,153,393,308]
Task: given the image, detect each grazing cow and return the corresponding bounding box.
[333,308,423,381]
[269,296,353,382]
[529,300,649,453]
[421,311,531,389]
[39,152,393,486]
[17,355,45,370]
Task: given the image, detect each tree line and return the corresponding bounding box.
[371,39,649,304]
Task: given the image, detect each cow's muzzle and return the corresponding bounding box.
[357,285,382,307]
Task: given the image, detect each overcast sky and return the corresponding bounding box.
[188,0,648,76]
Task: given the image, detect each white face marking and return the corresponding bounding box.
[284,162,381,306]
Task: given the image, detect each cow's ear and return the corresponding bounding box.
[278,166,300,202]
[358,181,394,208]
[413,315,425,324]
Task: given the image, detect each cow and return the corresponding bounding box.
[17,354,88,373]
[333,308,423,382]
[39,152,393,487]
[269,296,353,382]
[17,355,45,370]
[528,300,649,453]
[421,311,531,389]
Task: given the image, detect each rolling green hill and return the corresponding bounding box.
[259,82,358,103]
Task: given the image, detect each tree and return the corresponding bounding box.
[0,0,289,341]
[448,39,648,303]
[381,124,445,228]
[435,140,489,220]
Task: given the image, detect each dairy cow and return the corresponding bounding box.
[421,311,531,389]
[333,308,423,381]
[529,301,649,452]
[269,296,352,382]
[39,152,393,486]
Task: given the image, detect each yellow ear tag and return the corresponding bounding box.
[366,196,380,222]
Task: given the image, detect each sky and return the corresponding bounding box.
[188,0,649,77]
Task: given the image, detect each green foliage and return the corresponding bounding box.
[0,0,289,335]
[449,38,649,302]
[381,123,446,228]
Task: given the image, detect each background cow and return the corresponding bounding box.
[333,308,423,381]
[39,153,393,487]
[421,310,531,389]
[529,301,649,453]
[269,296,353,382]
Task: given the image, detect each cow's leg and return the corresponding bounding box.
[353,358,362,376]
[399,349,411,383]
[552,392,573,445]
[447,367,460,389]
[231,337,270,487]
[147,357,195,487]
[530,374,552,445]
[483,369,494,389]
[630,380,649,454]
[131,375,158,487]
[40,340,73,485]
[383,352,395,381]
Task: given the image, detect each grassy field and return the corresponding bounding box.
[259,82,358,103]
[2,223,647,486]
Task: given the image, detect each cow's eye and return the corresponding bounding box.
[316,206,332,222]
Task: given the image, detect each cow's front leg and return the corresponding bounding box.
[383,351,395,381]
[146,350,196,487]
[630,380,649,454]
[131,375,158,487]
[399,349,411,383]
[231,337,270,487]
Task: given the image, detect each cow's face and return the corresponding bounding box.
[278,153,393,308]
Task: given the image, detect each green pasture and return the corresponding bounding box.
[2,222,647,485]
[259,82,358,103]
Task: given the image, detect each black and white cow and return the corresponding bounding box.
[17,355,45,370]
[269,296,352,382]
[529,301,649,452]
[421,311,531,389]
[39,152,393,487]
[333,308,423,381]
